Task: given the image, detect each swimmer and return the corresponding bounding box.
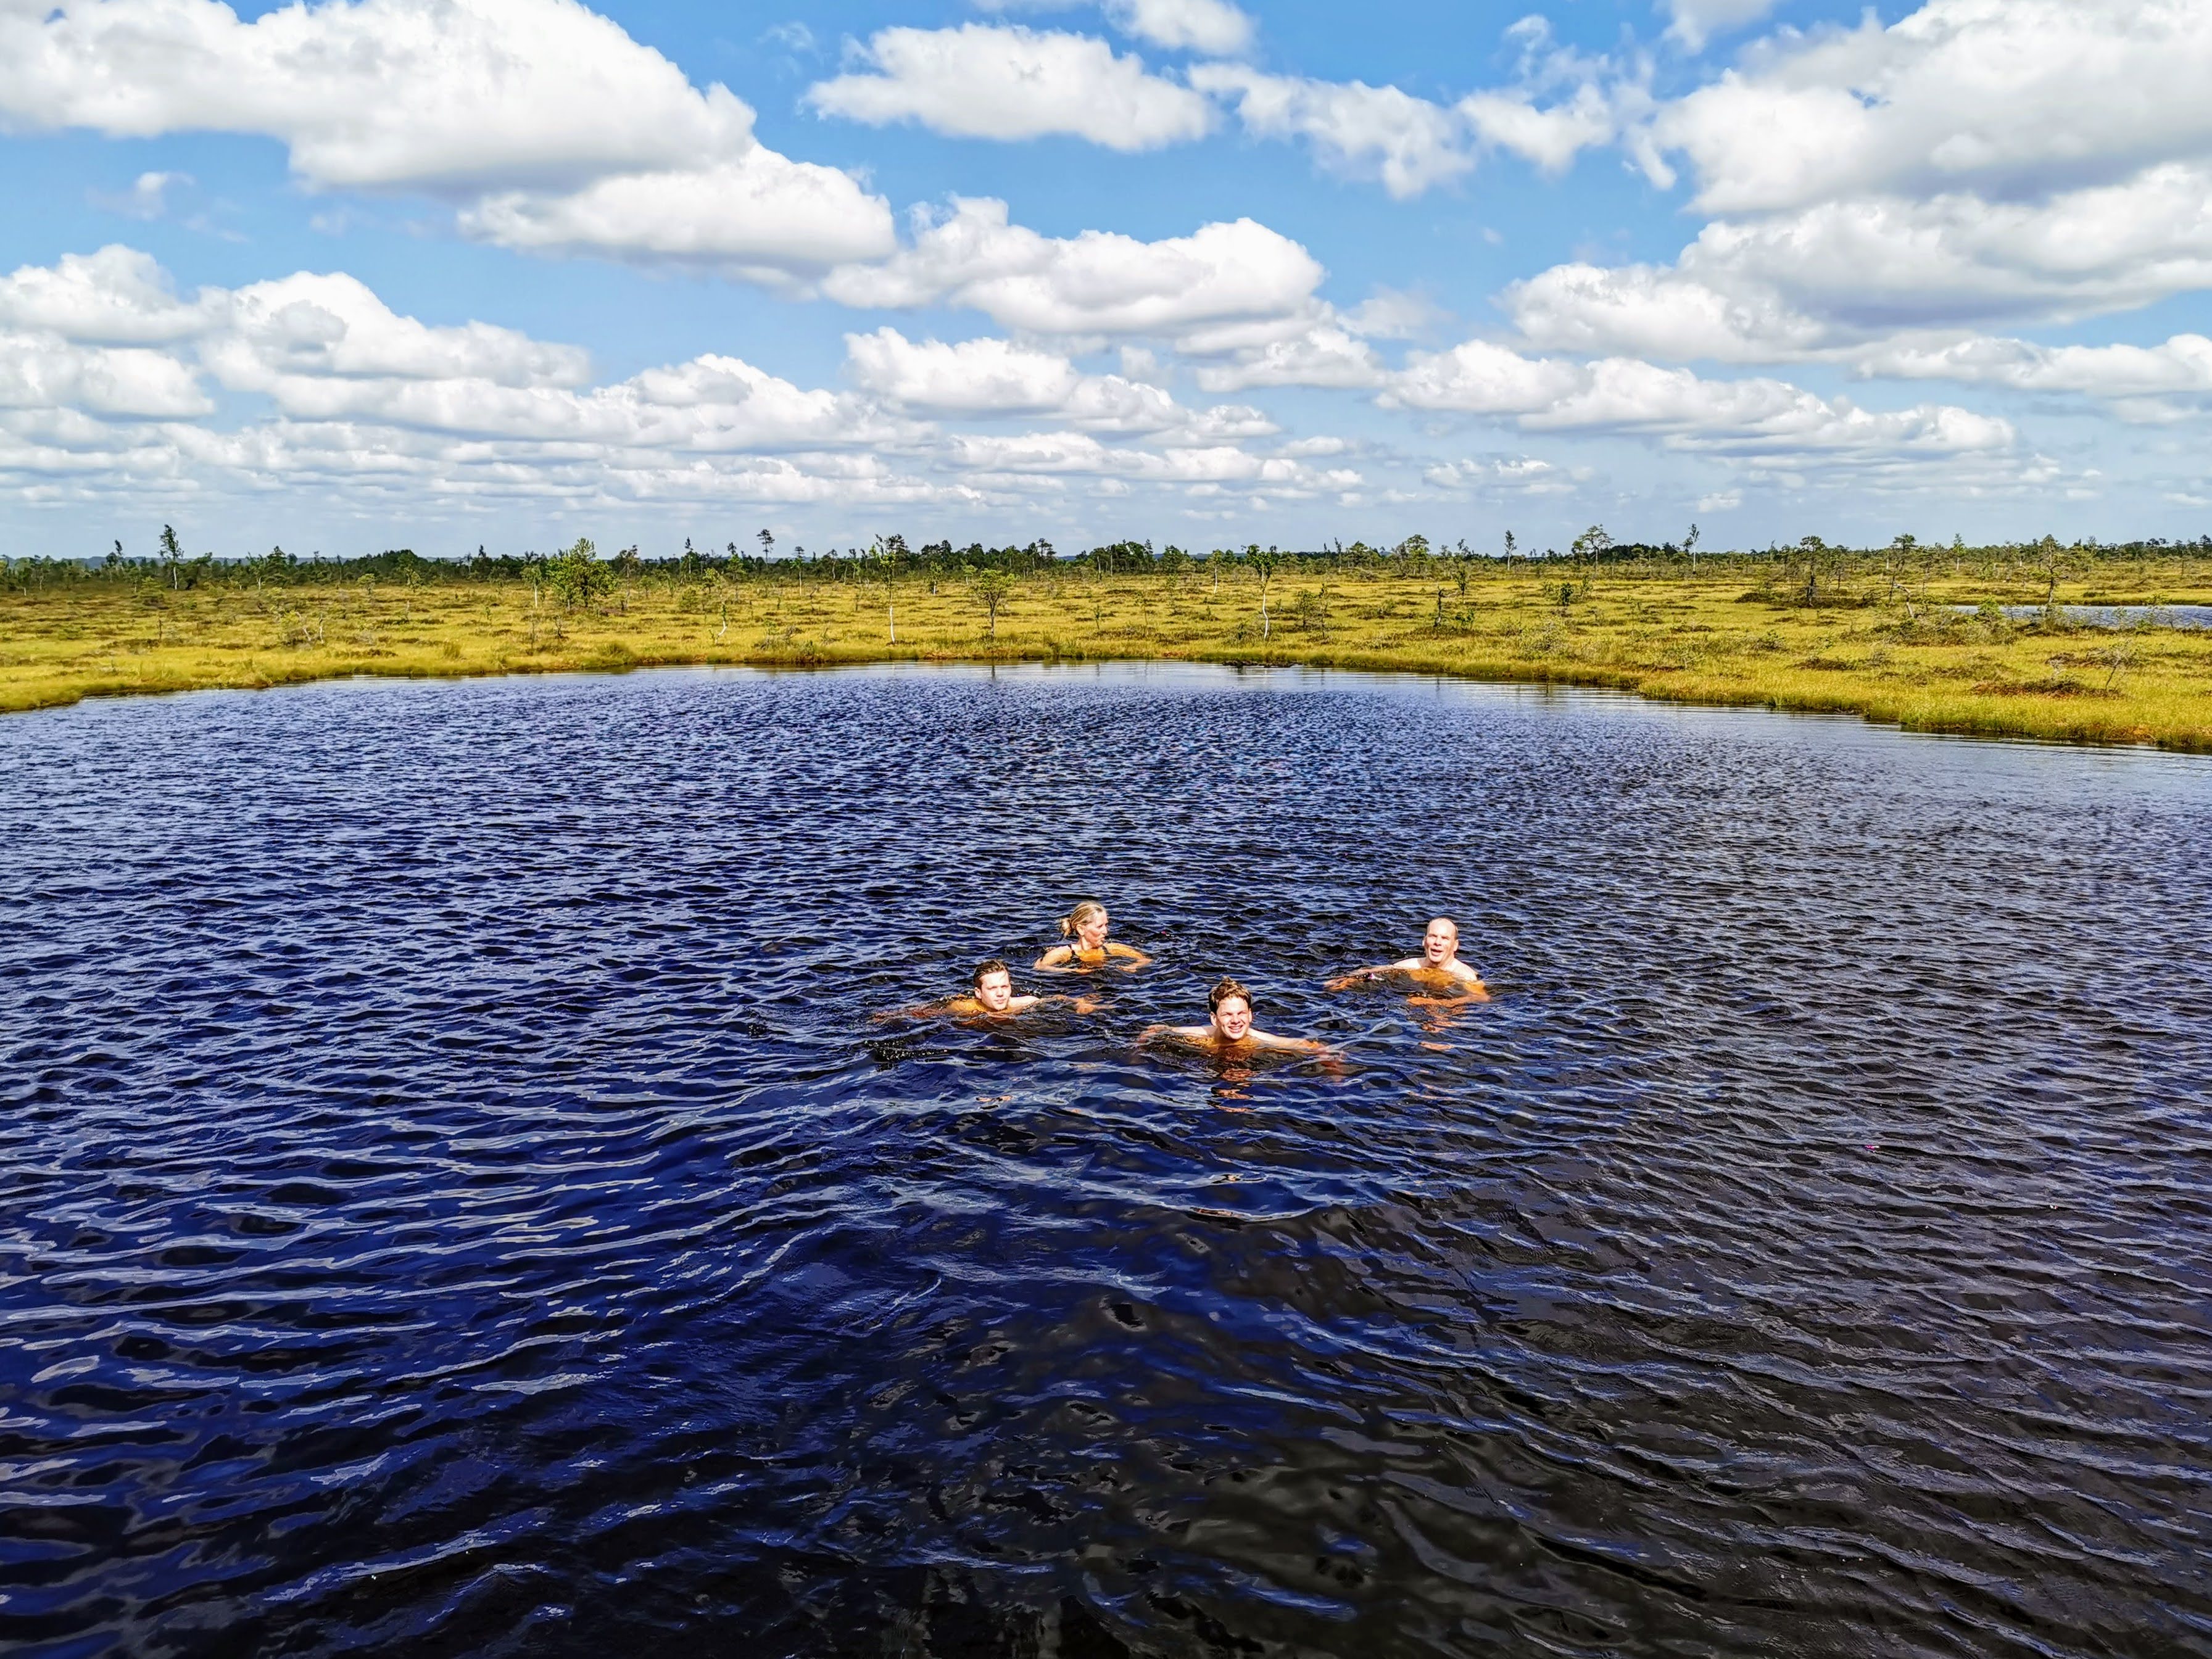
[1327,917,1489,1001]
[881,959,1098,1022]
[1034,900,1152,974]
[1138,977,1333,1057]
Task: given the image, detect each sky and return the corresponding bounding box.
[2,0,2210,560]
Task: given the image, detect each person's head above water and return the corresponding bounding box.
[1422,917,1460,966]
[1137,975,1326,1058]
[1207,977,1254,1041]
[1060,900,1110,949]
[971,958,1015,1012]
[1036,900,1150,975]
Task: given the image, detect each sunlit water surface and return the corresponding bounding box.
[4,663,2210,1658]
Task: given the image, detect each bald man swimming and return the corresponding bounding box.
[1328,917,1489,1000]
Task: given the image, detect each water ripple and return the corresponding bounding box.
[2,664,2208,1657]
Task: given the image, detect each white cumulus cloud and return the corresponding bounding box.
[1190,19,1654,196]
[1652,0,2212,215]
[1686,168,2212,330]
[946,429,1349,493]
[0,0,896,279]
[1506,162,2212,364]
[1860,333,2212,418]
[1192,324,1385,392]
[89,169,193,221]
[806,25,1212,150]
[0,245,212,344]
[460,154,895,277]
[1388,337,2015,460]
[0,246,1339,515]
[1460,17,1659,180]
[1459,82,1629,178]
[1106,0,1252,54]
[823,199,1325,344]
[1190,66,1473,199]
[970,0,1253,54]
[1659,0,1778,53]
[0,333,210,418]
[0,0,751,191]
[1423,455,1576,494]
[1504,262,1828,363]
[844,326,1286,437]
[847,329,1083,416]
[206,272,593,391]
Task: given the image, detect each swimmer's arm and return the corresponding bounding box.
[1105,942,1153,968]
[1326,960,1410,989]
[1033,945,1077,972]
[1248,1028,1335,1055]
[874,1000,947,1022]
[1008,994,1043,1012]
[1137,1023,1208,1048]
[1423,963,1491,1002]
[1040,994,1101,1014]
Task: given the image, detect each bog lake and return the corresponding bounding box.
[2,662,2209,1657]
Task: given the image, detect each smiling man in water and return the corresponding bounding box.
[1328,917,1489,999]
[882,960,1097,1022]
[1139,977,1332,1056]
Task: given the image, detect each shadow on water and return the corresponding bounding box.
[2,663,2210,1658]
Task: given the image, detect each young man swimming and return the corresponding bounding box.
[1035,900,1153,974]
[1138,977,1332,1057]
[1328,917,1489,1000]
[883,960,1097,1022]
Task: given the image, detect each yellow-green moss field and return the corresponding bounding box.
[5,566,2211,751]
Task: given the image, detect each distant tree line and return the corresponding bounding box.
[5,521,2210,595]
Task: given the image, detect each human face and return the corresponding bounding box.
[1077,909,1110,950]
[1422,921,1458,966]
[974,970,1014,1012]
[1211,996,1253,1041]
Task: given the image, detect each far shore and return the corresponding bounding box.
[6,556,2211,751]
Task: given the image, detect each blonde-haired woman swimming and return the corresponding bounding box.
[1034,900,1152,974]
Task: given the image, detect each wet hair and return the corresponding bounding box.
[1427,917,1459,938]
[1208,977,1252,1014]
[1059,900,1108,940]
[971,958,1011,989]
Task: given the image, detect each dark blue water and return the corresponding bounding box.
[1968,603,2212,631]
[4,663,2210,1659]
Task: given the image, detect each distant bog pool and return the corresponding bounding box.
[3,663,2209,1658]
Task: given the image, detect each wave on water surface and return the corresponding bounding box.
[2,663,2210,1658]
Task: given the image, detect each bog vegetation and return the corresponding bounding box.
[4,526,2211,750]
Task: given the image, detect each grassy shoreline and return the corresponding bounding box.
[6,564,2211,751]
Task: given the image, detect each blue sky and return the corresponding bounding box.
[2,0,2208,558]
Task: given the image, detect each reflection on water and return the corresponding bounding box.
[1960,601,2212,629]
[3,663,2210,1658]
